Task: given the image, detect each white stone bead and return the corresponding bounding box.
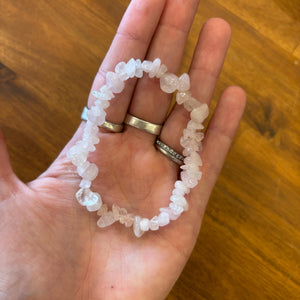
[160,73,179,93]
[99,85,115,100]
[174,180,190,194]
[170,195,189,211]
[106,71,125,93]
[176,91,192,105]
[84,121,99,136]
[115,61,129,81]
[76,188,99,206]
[169,203,184,216]
[118,208,128,223]
[86,108,106,126]
[149,58,161,78]
[75,188,88,206]
[91,105,104,117]
[142,60,153,73]
[158,212,170,226]
[183,129,204,143]
[81,163,98,181]
[184,152,202,167]
[126,58,136,78]
[97,211,116,228]
[180,137,200,152]
[156,64,168,78]
[178,73,190,92]
[77,161,90,177]
[149,216,159,231]
[190,104,209,124]
[133,216,144,238]
[180,163,199,173]
[159,207,179,221]
[172,188,184,197]
[139,218,150,231]
[184,97,201,111]
[186,120,204,130]
[86,193,102,211]
[82,133,99,147]
[181,170,200,189]
[112,204,121,221]
[135,59,143,78]
[123,213,134,227]
[95,100,110,109]
[79,179,91,189]
[67,145,88,167]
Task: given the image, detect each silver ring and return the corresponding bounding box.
[81,107,124,133]
[155,139,184,166]
[124,114,162,135]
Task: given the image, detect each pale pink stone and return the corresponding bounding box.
[79,179,91,189]
[176,91,192,105]
[149,58,161,78]
[87,194,102,212]
[97,211,116,228]
[190,104,209,124]
[76,188,100,206]
[158,212,170,226]
[184,152,202,167]
[174,180,190,194]
[67,145,88,167]
[169,203,184,216]
[81,163,98,181]
[178,73,190,92]
[135,59,143,78]
[139,218,150,231]
[112,204,121,221]
[186,120,204,130]
[170,195,189,211]
[95,100,110,109]
[159,207,180,221]
[126,58,136,78]
[181,170,200,190]
[99,85,115,100]
[123,213,134,227]
[106,71,125,93]
[142,60,153,73]
[133,216,144,238]
[149,216,159,231]
[156,64,168,78]
[160,73,179,93]
[184,97,201,111]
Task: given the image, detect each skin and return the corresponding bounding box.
[0,0,246,299]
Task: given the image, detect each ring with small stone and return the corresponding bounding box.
[81,106,124,133]
[155,138,184,165]
[124,113,162,135]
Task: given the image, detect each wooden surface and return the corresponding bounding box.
[1,0,299,299]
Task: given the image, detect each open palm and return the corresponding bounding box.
[0,0,246,299]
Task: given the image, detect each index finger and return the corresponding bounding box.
[88,0,166,124]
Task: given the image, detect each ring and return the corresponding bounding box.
[124,114,162,135]
[155,138,184,166]
[81,106,124,133]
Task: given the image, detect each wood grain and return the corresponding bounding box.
[0,0,299,299]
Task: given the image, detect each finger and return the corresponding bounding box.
[160,18,232,153]
[192,86,246,215]
[125,0,200,141]
[0,130,19,199]
[88,0,166,124]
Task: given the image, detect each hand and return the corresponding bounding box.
[0,0,246,299]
